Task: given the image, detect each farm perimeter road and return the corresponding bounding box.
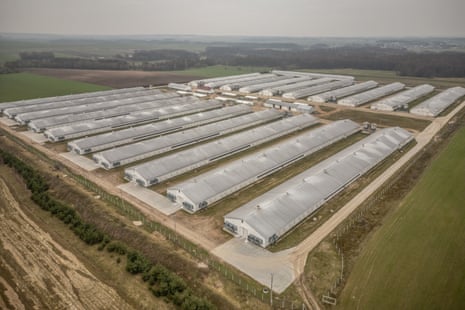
[288,100,465,278]
[1,100,463,309]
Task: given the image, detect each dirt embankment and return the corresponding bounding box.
[0,173,133,310]
[25,68,203,88]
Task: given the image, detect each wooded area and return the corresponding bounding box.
[3,45,465,77]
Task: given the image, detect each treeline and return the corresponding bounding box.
[0,149,214,310]
[204,45,465,78]
[4,50,202,71]
[5,52,130,70]
[4,45,465,77]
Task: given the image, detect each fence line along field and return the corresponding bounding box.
[0,72,110,102]
[338,126,465,310]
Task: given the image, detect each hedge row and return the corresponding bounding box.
[0,149,214,310]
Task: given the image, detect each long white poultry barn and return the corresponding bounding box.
[308,81,379,103]
[282,80,354,100]
[410,86,465,117]
[264,99,314,113]
[370,84,435,111]
[167,120,360,213]
[229,76,289,92]
[223,127,413,248]
[14,92,179,125]
[67,105,252,154]
[238,76,310,94]
[271,70,354,81]
[43,100,221,141]
[338,82,405,107]
[28,96,201,132]
[188,73,261,88]
[92,109,282,169]
[3,88,161,119]
[0,87,144,113]
[218,74,277,91]
[124,114,318,187]
[259,78,332,97]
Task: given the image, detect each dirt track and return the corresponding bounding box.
[26,68,202,88]
[0,175,132,310]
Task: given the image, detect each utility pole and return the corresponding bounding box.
[270,273,274,308]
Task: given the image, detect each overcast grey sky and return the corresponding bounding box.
[1,0,464,37]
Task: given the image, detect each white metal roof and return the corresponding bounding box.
[189,73,261,88]
[0,87,145,112]
[93,109,282,168]
[225,127,413,245]
[271,70,354,81]
[338,82,405,107]
[410,87,465,117]
[14,92,179,123]
[170,119,360,209]
[238,76,311,94]
[309,81,379,103]
[29,96,198,131]
[43,100,221,140]
[68,104,252,153]
[371,84,435,111]
[125,113,318,185]
[282,80,354,100]
[210,74,276,89]
[259,78,332,97]
[3,88,162,118]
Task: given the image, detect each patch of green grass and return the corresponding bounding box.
[339,126,465,310]
[174,65,272,78]
[0,73,110,103]
[299,68,465,89]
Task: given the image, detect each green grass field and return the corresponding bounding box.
[339,126,465,310]
[0,73,110,103]
[174,65,272,78]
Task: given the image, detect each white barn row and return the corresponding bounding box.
[259,78,332,97]
[410,86,465,117]
[3,88,162,118]
[0,87,145,113]
[271,70,354,81]
[264,99,313,113]
[124,114,319,186]
[43,100,221,141]
[223,75,287,92]
[168,120,360,213]
[283,80,354,100]
[67,105,252,154]
[92,109,282,169]
[370,84,435,111]
[189,73,261,88]
[238,76,310,94]
[338,82,405,107]
[30,96,199,132]
[224,127,413,247]
[308,81,379,103]
[15,92,179,124]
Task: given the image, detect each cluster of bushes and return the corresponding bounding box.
[0,149,214,310]
[1,149,104,245]
[108,244,213,310]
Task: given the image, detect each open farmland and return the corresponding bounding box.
[25,68,204,88]
[338,126,465,310]
[0,72,110,102]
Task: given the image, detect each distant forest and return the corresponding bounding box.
[4,45,465,78]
